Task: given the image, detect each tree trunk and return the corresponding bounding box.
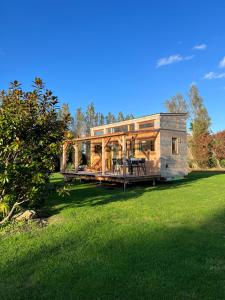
[0,199,29,225]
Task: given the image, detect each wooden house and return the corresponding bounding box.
[61,113,188,187]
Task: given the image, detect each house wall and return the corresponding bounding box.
[159,115,188,178]
[88,113,188,177]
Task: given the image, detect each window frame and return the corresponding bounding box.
[172,137,179,155]
[138,139,155,152]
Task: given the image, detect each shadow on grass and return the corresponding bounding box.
[42,171,222,218]
[1,206,225,299]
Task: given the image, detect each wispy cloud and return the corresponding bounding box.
[203,72,225,80]
[219,56,225,68]
[156,54,194,68]
[193,43,207,50]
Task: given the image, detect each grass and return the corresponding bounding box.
[1,172,225,299]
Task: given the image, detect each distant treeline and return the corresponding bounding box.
[58,102,135,138]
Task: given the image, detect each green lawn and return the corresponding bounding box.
[1,172,225,300]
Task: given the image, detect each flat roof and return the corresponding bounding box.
[91,112,187,130]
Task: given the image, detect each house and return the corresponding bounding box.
[61,113,188,187]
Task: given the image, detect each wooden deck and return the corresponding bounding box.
[61,171,161,188]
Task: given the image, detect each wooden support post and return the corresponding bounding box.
[73,143,79,171]
[153,178,156,187]
[61,143,68,172]
[122,135,126,176]
[102,138,106,175]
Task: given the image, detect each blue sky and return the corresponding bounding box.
[0,0,225,132]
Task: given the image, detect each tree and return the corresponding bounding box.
[189,85,212,168]
[58,103,73,131]
[125,113,135,120]
[106,112,116,124]
[74,108,85,138]
[212,131,225,167]
[99,113,105,125]
[85,102,96,135]
[164,93,188,114]
[189,85,211,136]
[117,111,124,122]
[0,78,70,224]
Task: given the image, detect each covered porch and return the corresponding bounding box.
[60,129,160,186]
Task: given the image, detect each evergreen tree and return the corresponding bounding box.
[125,113,135,120]
[58,103,73,130]
[106,112,116,124]
[85,102,96,135]
[117,111,124,122]
[99,113,105,125]
[74,108,85,137]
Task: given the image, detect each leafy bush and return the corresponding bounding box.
[0,79,70,224]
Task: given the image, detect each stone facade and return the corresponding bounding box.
[159,114,188,178]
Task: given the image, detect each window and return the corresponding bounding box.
[94,130,104,136]
[129,124,135,131]
[139,140,155,152]
[172,138,178,155]
[139,120,154,129]
[107,125,129,133]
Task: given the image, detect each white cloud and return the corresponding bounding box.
[203,72,225,80]
[193,44,207,50]
[156,54,194,67]
[219,56,225,68]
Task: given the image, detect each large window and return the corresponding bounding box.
[94,130,104,136]
[129,124,135,131]
[172,138,179,155]
[107,125,129,133]
[139,140,155,152]
[139,120,154,129]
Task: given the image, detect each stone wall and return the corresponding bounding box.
[159,115,188,178]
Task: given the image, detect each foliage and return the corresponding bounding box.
[188,85,212,168]
[0,78,70,224]
[164,93,189,114]
[190,133,213,168]
[212,131,225,166]
[189,85,211,136]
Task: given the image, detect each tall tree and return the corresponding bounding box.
[189,85,211,136]
[85,102,96,135]
[117,111,124,122]
[99,113,105,125]
[125,113,135,120]
[164,93,188,114]
[58,103,73,133]
[74,108,85,137]
[106,112,116,124]
[189,85,212,168]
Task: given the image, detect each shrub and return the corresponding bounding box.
[0,78,70,224]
